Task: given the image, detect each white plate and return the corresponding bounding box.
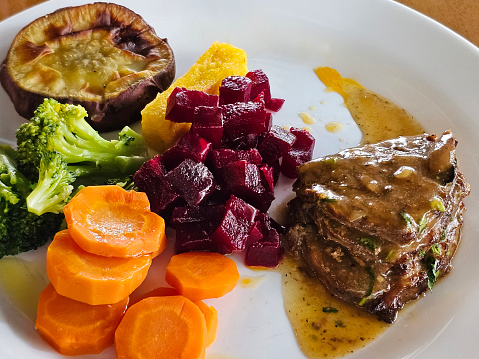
[1,0,479,358]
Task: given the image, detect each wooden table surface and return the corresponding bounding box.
[0,0,478,48]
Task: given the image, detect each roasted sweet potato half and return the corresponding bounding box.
[0,2,175,132]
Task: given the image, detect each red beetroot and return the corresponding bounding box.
[281,127,315,178]
[133,155,181,217]
[175,227,219,253]
[161,132,212,171]
[219,76,253,105]
[219,160,274,212]
[222,101,271,140]
[245,213,284,268]
[211,195,258,253]
[165,159,217,207]
[165,87,219,123]
[170,205,225,231]
[257,125,296,164]
[209,148,263,172]
[246,69,285,112]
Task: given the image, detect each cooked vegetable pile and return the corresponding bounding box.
[0,99,149,257]
[0,144,63,258]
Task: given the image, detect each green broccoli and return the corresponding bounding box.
[0,144,63,259]
[16,98,150,215]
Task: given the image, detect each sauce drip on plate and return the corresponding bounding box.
[314,66,425,144]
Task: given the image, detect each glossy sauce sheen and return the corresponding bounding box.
[280,67,426,358]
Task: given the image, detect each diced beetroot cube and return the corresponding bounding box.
[193,106,223,127]
[245,239,283,268]
[246,69,285,112]
[246,70,272,104]
[245,220,263,248]
[133,155,180,216]
[210,195,258,253]
[230,133,260,150]
[267,97,285,112]
[165,159,216,206]
[222,101,271,140]
[259,164,274,192]
[281,150,313,179]
[257,125,296,163]
[219,76,253,105]
[209,148,263,172]
[175,227,218,253]
[191,125,224,149]
[170,205,225,232]
[280,128,315,178]
[165,87,219,123]
[220,160,274,212]
[161,132,212,171]
[245,213,283,268]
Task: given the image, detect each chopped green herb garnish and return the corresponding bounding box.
[440,228,447,241]
[426,255,439,290]
[360,237,378,252]
[429,197,446,212]
[320,197,336,203]
[431,243,442,256]
[418,215,427,234]
[400,212,414,230]
[322,307,339,313]
[359,266,375,306]
[418,250,426,258]
[385,250,395,262]
[324,157,337,165]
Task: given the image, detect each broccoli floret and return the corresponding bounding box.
[16,98,150,215]
[0,145,63,258]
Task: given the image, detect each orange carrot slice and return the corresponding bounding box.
[195,300,218,347]
[63,185,166,258]
[165,251,239,301]
[128,286,179,307]
[36,283,128,356]
[115,296,207,359]
[47,230,151,305]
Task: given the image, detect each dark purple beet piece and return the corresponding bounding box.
[170,205,225,232]
[246,69,285,112]
[210,195,258,253]
[280,128,315,179]
[165,87,219,123]
[192,105,223,127]
[289,127,315,153]
[259,164,274,192]
[220,160,274,212]
[245,213,283,268]
[257,125,296,163]
[245,220,263,248]
[246,70,271,104]
[175,227,218,253]
[165,159,216,207]
[209,148,263,172]
[219,76,253,105]
[230,133,260,150]
[222,101,271,140]
[191,106,223,148]
[161,132,212,171]
[133,155,180,216]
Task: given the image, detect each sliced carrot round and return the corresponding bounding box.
[115,296,207,359]
[36,283,128,356]
[194,300,218,347]
[47,229,151,305]
[63,185,166,258]
[165,251,239,301]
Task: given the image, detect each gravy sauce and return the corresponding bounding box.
[280,67,426,358]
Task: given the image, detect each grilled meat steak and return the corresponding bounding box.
[285,131,470,323]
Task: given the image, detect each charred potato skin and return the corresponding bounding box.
[0,2,175,132]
